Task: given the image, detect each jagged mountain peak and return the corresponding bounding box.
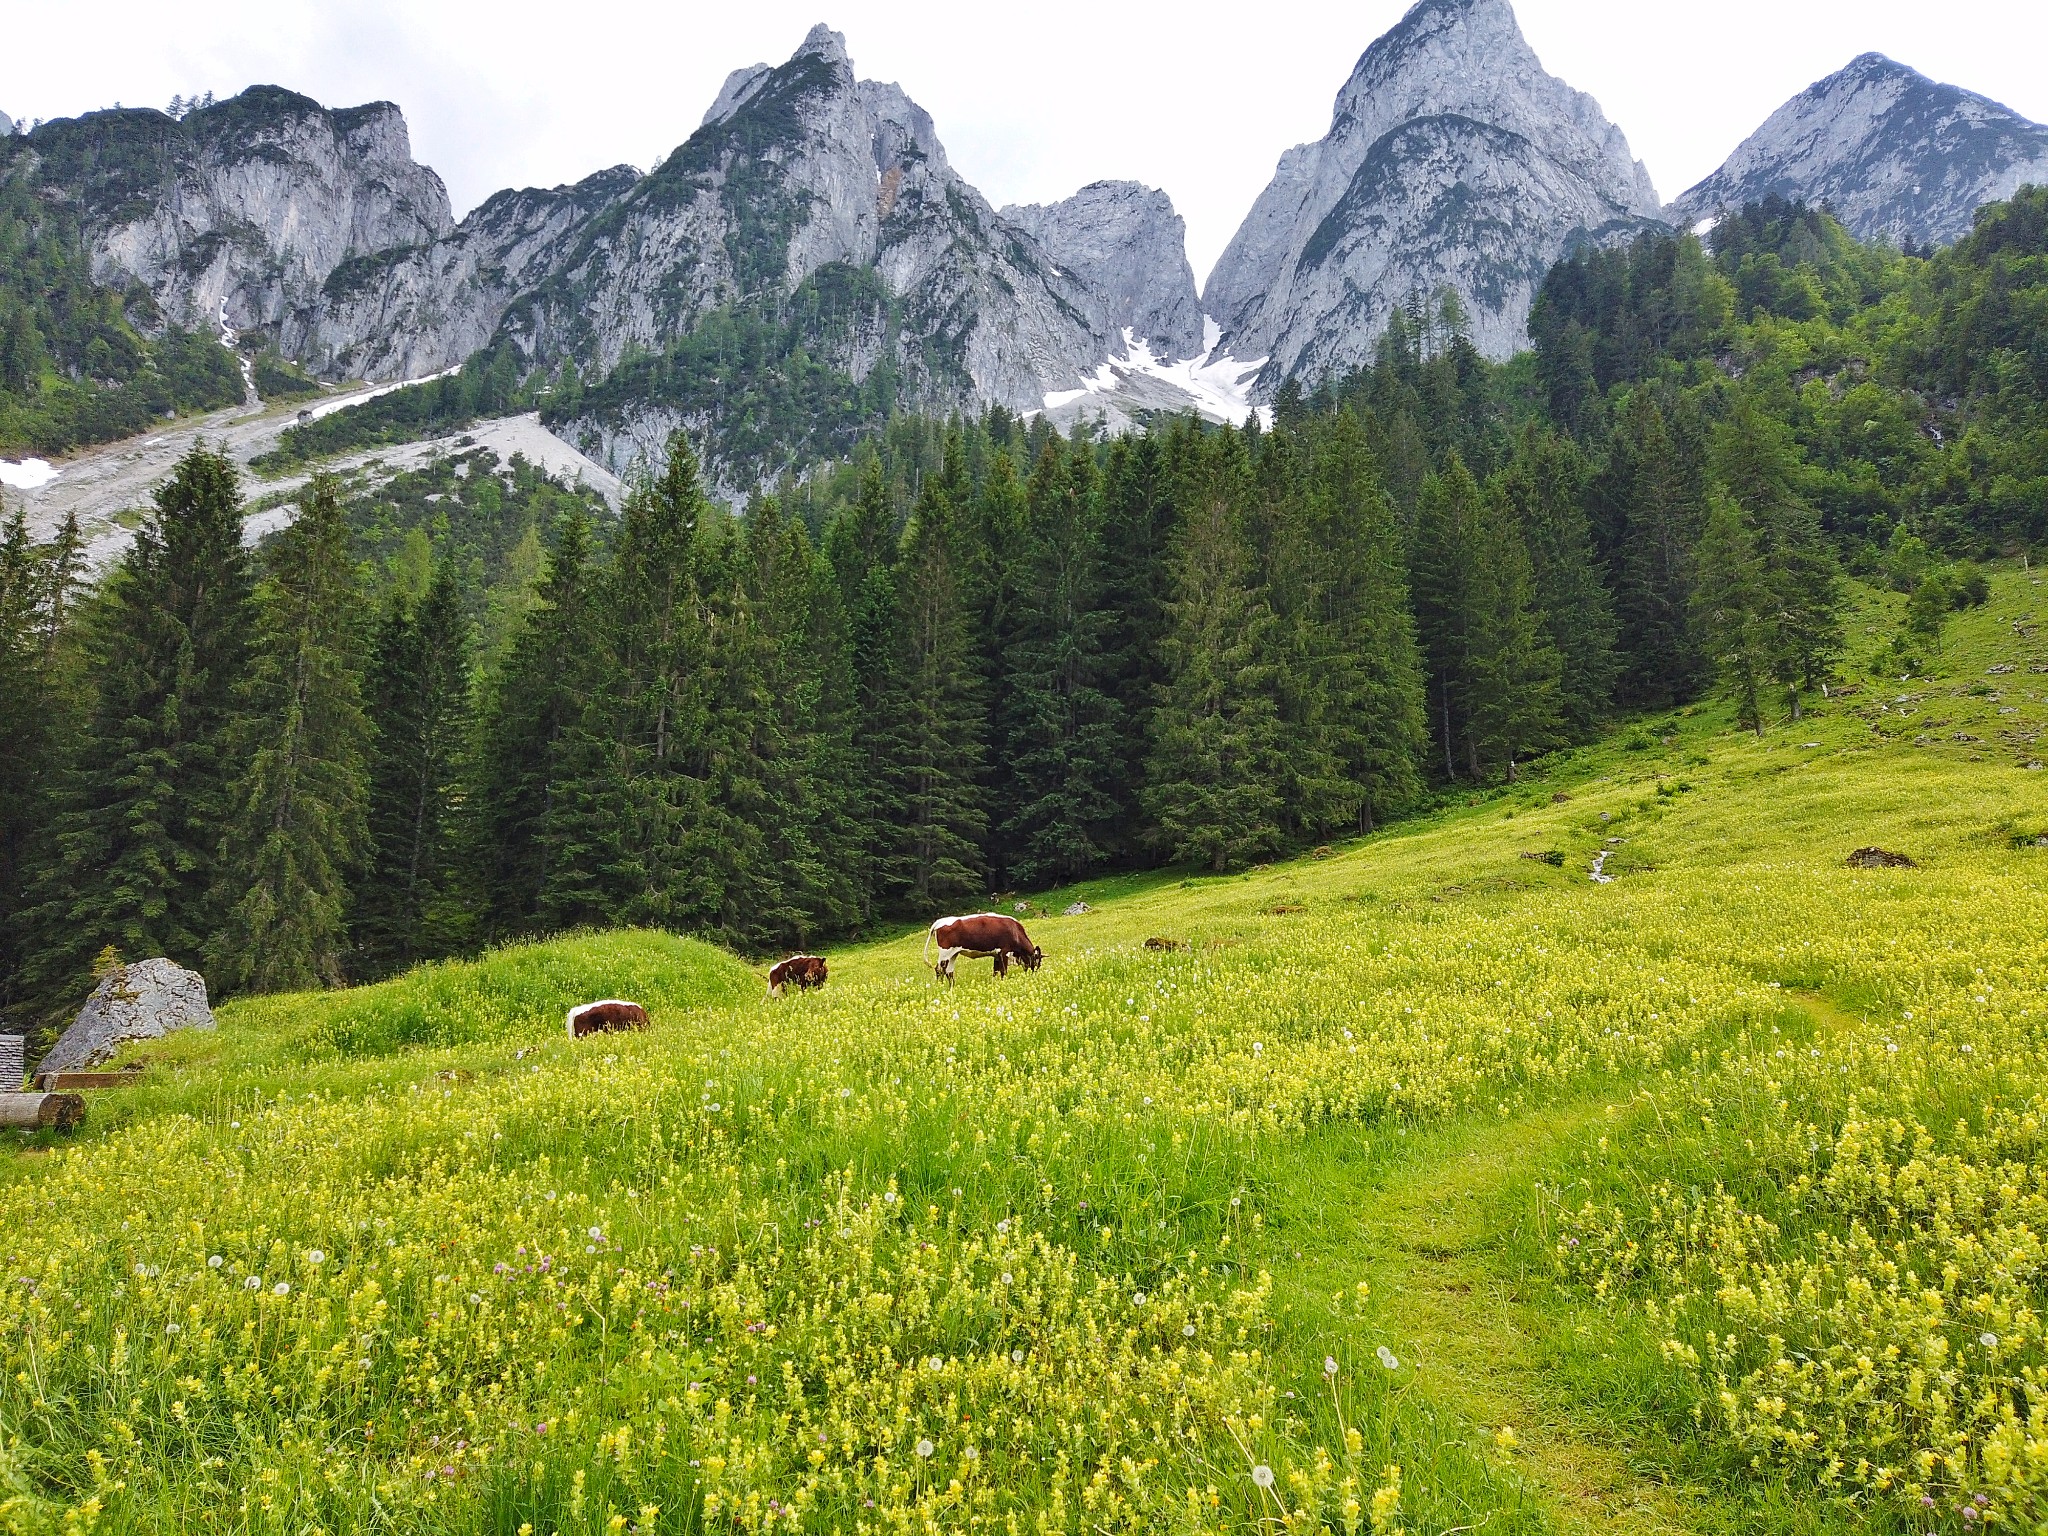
[1672,52,2048,248]
[1203,0,1663,382]
[1003,181,1204,362]
[795,23,851,66]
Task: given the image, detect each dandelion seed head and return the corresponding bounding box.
[1252,1464,1275,1488]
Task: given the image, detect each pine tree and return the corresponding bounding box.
[28,444,253,1009]
[207,478,370,994]
[824,458,898,910]
[960,447,1031,886]
[475,510,599,939]
[874,481,987,908]
[1711,396,1842,718]
[353,563,474,973]
[1095,432,1179,859]
[1145,472,1286,873]
[1295,410,1426,829]
[1493,425,1618,732]
[1465,490,1564,781]
[0,510,81,1021]
[1005,436,1119,887]
[1410,458,1484,781]
[1597,390,1708,707]
[594,437,713,929]
[1692,493,1774,735]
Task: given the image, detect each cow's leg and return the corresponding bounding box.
[994,951,1009,979]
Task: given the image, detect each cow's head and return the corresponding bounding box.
[1020,945,1044,972]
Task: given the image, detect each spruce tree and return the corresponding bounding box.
[1711,396,1842,718]
[594,437,713,929]
[874,480,988,908]
[353,563,474,974]
[207,478,371,994]
[1410,458,1484,781]
[1598,391,1708,708]
[475,510,599,939]
[1465,490,1564,781]
[0,510,81,1022]
[824,458,898,910]
[960,447,1030,886]
[1493,425,1618,732]
[1145,475,1286,873]
[1692,493,1774,735]
[1096,432,1178,856]
[29,443,253,1007]
[1297,410,1426,829]
[1006,436,1119,887]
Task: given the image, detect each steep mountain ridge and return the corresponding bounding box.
[1003,181,1205,362]
[18,87,452,346]
[1204,0,1664,377]
[1672,53,2048,248]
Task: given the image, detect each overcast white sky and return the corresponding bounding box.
[7,1,2045,285]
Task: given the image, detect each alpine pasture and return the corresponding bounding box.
[2,573,2045,1536]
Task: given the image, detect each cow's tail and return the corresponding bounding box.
[921,921,935,968]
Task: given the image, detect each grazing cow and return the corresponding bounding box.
[767,954,828,997]
[565,999,650,1038]
[923,913,1043,985]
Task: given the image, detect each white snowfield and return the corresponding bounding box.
[1041,318,1271,432]
[0,458,60,491]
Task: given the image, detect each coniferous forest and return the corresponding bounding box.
[2,191,2043,1042]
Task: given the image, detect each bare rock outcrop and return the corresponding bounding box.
[37,959,216,1075]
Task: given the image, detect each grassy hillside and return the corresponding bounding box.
[0,571,2043,1534]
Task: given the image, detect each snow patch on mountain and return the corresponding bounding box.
[0,458,60,491]
[1041,318,1270,432]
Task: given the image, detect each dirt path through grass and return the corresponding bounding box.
[1263,1100,1710,1535]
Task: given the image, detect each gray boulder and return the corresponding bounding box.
[38,959,215,1074]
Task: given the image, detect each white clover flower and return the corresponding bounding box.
[1252,1464,1275,1488]
[915,1438,935,1458]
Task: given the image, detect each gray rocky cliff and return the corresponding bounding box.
[1003,181,1204,360]
[1203,0,1663,379]
[23,88,451,350]
[1670,54,2048,248]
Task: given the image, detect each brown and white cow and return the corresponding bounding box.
[767,954,828,997]
[565,999,650,1038]
[923,913,1043,985]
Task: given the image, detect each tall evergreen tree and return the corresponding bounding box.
[207,478,371,994]
[1493,425,1618,731]
[1410,457,1485,781]
[1294,411,1426,830]
[825,458,898,910]
[960,447,1031,886]
[1095,432,1179,856]
[1692,492,1774,735]
[1464,490,1565,781]
[1710,396,1843,718]
[475,509,599,938]
[1596,390,1708,707]
[874,480,988,907]
[353,563,474,973]
[1145,466,1287,872]
[1005,437,1120,886]
[28,443,253,1009]
[0,509,81,1022]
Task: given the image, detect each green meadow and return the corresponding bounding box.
[3,569,2045,1535]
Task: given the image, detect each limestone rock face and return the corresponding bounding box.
[38,959,216,1075]
[23,87,451,349]
[1670,54,2048,249]
[1203,0,1663,379]
[1003,181,1205,361]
